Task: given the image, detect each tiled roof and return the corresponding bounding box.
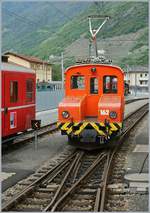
[4,52,51,65]
[1,62,35,73]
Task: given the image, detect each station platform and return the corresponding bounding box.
[36,108,57,126]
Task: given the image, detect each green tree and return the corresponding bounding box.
[52,64,61,81]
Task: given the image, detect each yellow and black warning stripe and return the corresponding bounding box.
[57,122,122,136]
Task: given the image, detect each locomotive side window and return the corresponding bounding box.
[90,77,98,94]
[103,76,118,93]
[10,81,18,103]
[71,76,85,89]
[26,79,34,102]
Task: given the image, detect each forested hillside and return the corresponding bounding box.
[2,1,148,69]
[2,2,91,53]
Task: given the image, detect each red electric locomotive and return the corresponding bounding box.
[57,16,126,149]
[1,62,36,142]
[58,63,125,149]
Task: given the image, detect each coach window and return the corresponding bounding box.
[10,81,18,103]
[26,79,34,102]
[103,76,118,93]
[90,77,98,94]
[71,76,85,89]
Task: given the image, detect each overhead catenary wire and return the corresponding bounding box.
[3,8,38,27]
[3,4,147,62]
[2,4,80,40]
[51,3,74,22]
[3,5,73,29]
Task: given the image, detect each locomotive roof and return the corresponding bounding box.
[65,64,124,74]
[1,62,35,73]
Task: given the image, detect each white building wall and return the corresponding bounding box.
[125,72,149,87]
[7,55,30,68]
[5,54,52,83]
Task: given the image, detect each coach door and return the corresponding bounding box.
[86,76,99,117]
[3,72,22,136]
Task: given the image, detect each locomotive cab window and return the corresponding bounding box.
[103,76,118,93]
[90,77,98,94]
[71,76,85,89]
[10,81,18,103]
[26,79,34,102]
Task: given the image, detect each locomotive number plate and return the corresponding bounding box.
[100,109,109,115]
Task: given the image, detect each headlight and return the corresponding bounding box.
[109,111,117,119]
[62,111,70,118]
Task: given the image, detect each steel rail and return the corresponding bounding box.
[121,105,148,141]
[43,151,84,211]
[49,103,149,212]
[14,122,58,143]
[50,152,107,212]
[94,151,110,211]
[125,97,148,104]
[2,151,77,211]
[2,101,149,211]
[2,122,57,144]
[124,103,148,121]
[95,103,149,211]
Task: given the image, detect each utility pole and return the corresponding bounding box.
[43,60,47,82]
[61,52,64,89]
[135,72,137,97]
[126,65,129,83]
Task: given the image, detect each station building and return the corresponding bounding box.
[124,66,149,92]
[4,52,52,83]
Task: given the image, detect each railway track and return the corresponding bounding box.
[2,97,148,147]
[48,104,149,212]
[125,97,148,104]
[2,102,148,212]
[2,122,58,144]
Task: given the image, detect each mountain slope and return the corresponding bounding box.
[2,2,91,53]
[27,1,149,67]
[2,1,148,68]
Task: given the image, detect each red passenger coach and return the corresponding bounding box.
[1,62,36,142]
